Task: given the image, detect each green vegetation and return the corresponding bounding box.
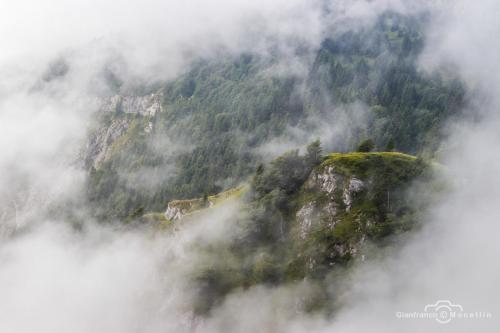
[75,10,460,319]
[86,11,462,223]
[357,138,375,152]
[252,142,322,199]
[141,212,171,228]
[187,147,430,313]
[163,186,247,222]
[322,152,419,177]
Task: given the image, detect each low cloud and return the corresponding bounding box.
[257,102,370,160]
[2,0,499,332]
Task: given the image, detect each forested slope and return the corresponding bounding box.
[84,11,463,220]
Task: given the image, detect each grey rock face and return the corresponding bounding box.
[296,165,365,264]
[342,177,364,211]
[296,201,318,240]
[100,93,163,116]
[83,118,131,169]
[315,166,343,194]
[81,92,163,169]
[164,204,187,221]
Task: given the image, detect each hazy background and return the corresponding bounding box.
[0,0,498,332]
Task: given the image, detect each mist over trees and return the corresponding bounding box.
[86,12,464,220]
[0,1,497,332]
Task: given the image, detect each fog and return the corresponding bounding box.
[302,1,500,331]
[256,102,370,160]
[0,0,499,332]
[0,0,326,83]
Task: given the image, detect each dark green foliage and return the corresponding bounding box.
[357,139,375,152]
[79,11,455,316]
[252,149,310,197]
[386,138,396,151]
[159,59,305,199]
[86,11,463,220]
[249,143,323,242]
[192,267,238,315]
[308,12,464,153]
[305,139,323,168]
[184,150,430,314]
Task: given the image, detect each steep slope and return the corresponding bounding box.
[83,11,462,220]
[163,150,430,314]
[248,151,428,277]
[292,152,426,275]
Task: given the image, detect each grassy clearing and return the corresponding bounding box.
[321,152,419,179]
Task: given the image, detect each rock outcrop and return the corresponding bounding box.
[297,165,365,240]
[82,92,163,169]
[164,204,185,221]
[295,152,425,270]
[100,93,163,117]
[163,187,246,222]
[83,118,131,169]
[343,177,364,211]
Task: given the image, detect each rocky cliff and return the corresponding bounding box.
[293,152,426,272]
[176,151,430,314]
[82,92,163,169]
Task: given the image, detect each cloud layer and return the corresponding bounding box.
[1,0,500,332]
